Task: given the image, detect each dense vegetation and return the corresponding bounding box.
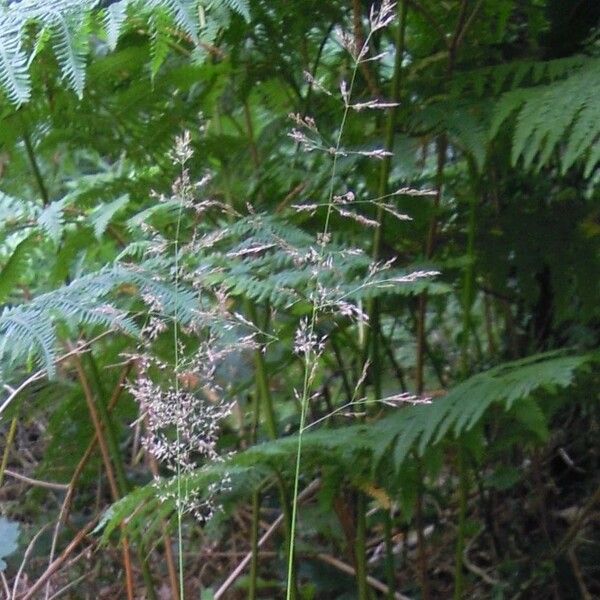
[0,0,599,598]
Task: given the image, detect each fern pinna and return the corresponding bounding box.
[101,350,597,542]
[0,0,250,104]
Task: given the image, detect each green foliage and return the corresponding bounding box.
[90,194,129,239]
[0,234,38,303]
[1,1,599,596]
[0,267,137,376]
[0,12,31,104]
[52,9,91,98]
[490,57,600,175]
[0,0,250,104]
[198,212,449,307]
[102,351,596,539]
[451,55,589,98]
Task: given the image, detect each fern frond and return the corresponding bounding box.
[357,352,596,472]
[102,351,597,540]
[220,0,250,21]
[0,306,56,377]
[452,55,589,98]
[147,0,199,43]
[0,16,31,105]
[38,200,66,243]
[490,57,600,175]
[149,8,173,78]
[90,194,129,239]
[198,213,445,307]
[0,191,37,226]
[0,266,146,377]
[103,0,128,51]
[409,103,487,171]
[51,9,90,98]
[0,234,38,303]
[0,0,244,104]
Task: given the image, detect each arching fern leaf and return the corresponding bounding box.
[0,15,30,104]
[52,9,90,98]
[101,350,597,541]
[490,57,600,176]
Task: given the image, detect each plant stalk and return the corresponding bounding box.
[453,444,469,599]
[355,492,371,600]
[77,350,158,600]
[71,350,135,600]
[0,416,18,488]
[22,128,49,205]
[365,4,408,596]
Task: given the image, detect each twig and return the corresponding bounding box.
[567,548,592,600]
[213,479,321,600]
[70,349,136,600]
[0,416,18,486]
[21,520,97,600]
[2,469,69,491]
[555,484,600,555]
[46,570,93,600]
[462,529,499,586]
[515,484,600,599]
[45,362,132,598]
[454,0,484,51]
[1,572,10,598]
[146,436,180,600]
[316,552,412,600]
[21,128,49,205]
[11,524,51,600]
[352,0,381,97]
[407,0,449,48]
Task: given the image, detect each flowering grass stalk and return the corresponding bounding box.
[285,2,400,597]
[173,134,187,599]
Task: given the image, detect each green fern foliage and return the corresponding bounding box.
[0,0,251,104]
[490,57,600,175]
[103,0,128,51]
[0,254,209,379]
[101,350,597,541]
[0,268,137,378]
[0,14,31,104]
[52,9,91,98]
[220,0,250,21]
[198,213,448,308]
[409,103,488,171]
[451,55,589,98]
[0,234,38,303]
[149,7,174,78]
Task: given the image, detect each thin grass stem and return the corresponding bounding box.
[285,20,380,599]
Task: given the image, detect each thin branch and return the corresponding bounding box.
[70,349,136,600]
[352,0,381,96]
[567,549,592,600]
[11,524,51,600]
[46,570,93,600]
[2,469,69,491]
[555,484,600,555]
[213,479,321,600]
[1,572,10,598]
[0,416,18,486]
[44,363,132,599]
[316,552,412,600]
[22,128,49,205]
[20,520,98,600]
[455,0,484,51]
